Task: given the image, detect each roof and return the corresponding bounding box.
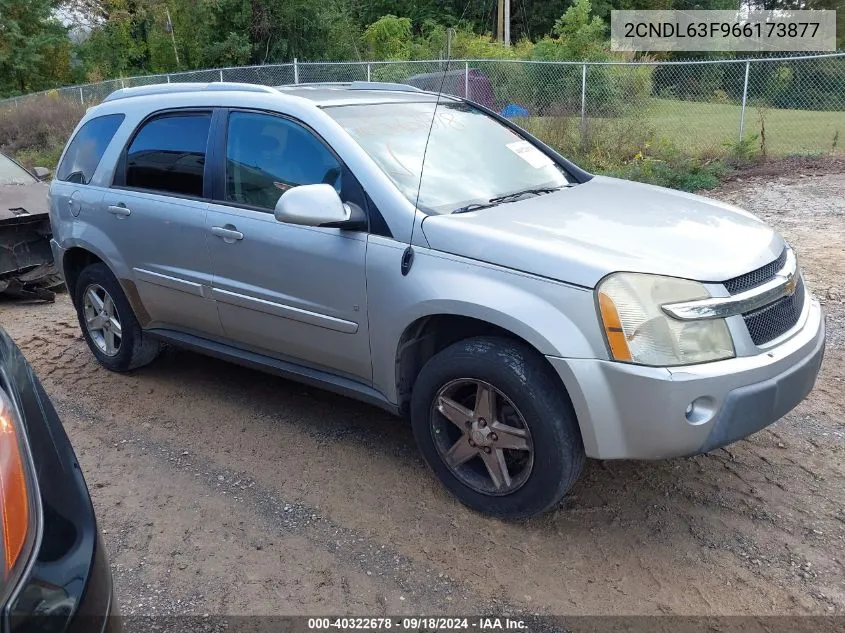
[102,81,458,108]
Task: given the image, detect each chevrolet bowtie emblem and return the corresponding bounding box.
[782,272,798,296]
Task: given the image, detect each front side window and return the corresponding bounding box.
[56,114,124,184]
[326,102,572,214]
[225,111,341,211]
[126,113,211,197]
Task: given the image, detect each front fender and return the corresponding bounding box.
[366,238,607,404]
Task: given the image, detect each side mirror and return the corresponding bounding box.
[32,167,52,181]
[274,184,366,230]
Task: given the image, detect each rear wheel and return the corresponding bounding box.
[74,263,160,372]
[410,336,585,518]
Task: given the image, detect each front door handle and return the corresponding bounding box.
[108,205,131,218]
[211,226,244,242]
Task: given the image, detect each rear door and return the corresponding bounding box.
[204,109,372,382]
[100,110,223,337]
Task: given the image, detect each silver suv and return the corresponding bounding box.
[49,82,825,518]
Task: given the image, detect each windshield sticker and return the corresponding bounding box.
[506,141,553,169]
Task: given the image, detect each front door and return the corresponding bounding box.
[205,110,371,382]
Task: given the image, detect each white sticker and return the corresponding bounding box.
[506,140,553,169]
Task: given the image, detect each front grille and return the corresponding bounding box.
[743,277,805,345]
[723,249,787,295]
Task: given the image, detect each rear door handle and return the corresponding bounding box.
[211,226,244,242]
[108,205,131,218]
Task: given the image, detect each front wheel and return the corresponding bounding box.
[410,336,585,518]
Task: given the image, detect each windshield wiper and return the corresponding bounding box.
[451,185,570,215]
[489,186,567,205]
[452,202,501,214]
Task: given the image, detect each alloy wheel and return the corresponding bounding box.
[82,284,123,357]
[430,379,534,496]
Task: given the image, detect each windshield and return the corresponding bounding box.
[326,102,572,214]
[0,154,37,186]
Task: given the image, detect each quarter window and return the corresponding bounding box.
[225,111,341,211]
[57,114,124,184]
[126,113,211,197]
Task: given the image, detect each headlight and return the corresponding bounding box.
[596,273,735,366]
[0,386,36,602]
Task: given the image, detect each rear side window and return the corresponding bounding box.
[125,113,211,197]
[56,114,125,184]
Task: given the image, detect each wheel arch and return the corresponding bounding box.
[61,241,149,326]
[393,309,574,418]
[62,246,106,304]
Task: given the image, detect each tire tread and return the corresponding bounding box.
[410,336,585,518]
[74,263,160,372]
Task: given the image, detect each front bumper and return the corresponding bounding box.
[548,297,825,460]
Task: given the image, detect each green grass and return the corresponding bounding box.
[522,98,843,158]
[516,97,843,191]
[639,98,843,157]
[13,145,63,172]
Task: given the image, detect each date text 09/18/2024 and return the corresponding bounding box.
[307,617,528,630]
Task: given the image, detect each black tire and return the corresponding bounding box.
[74,263,160,372]
[410,336,585,518]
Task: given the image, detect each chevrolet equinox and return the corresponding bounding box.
[48,82,825,518]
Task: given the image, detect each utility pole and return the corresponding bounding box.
[165,7,180,68]
[446,28,455,62]
[496,0,511,46]
[497,0,504,44]
[504,0,510,46]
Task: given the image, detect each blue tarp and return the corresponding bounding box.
[500,103,529,118]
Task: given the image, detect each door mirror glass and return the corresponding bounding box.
[274,183,356,227]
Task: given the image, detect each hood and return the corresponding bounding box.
[420,175,784,288]
[0,182,50,225]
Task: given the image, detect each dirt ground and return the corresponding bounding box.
[0,171,843,619]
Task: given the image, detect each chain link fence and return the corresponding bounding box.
[2,53,843,158]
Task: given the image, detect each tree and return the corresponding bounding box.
[361,14,413,59]
[532,0,608,60]
[76,0,149,79]
[0,0,70,95]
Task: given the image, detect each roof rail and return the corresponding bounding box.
[277,82,352,89]
[103,82,279,103]
[278,81,423,93]
[349,81,422,93]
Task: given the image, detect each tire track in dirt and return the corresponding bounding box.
[55,397,503,616]
[14,299,843,616]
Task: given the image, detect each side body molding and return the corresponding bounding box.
[210,288,359,334]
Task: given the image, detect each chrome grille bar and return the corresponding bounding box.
[662,249,798,321]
